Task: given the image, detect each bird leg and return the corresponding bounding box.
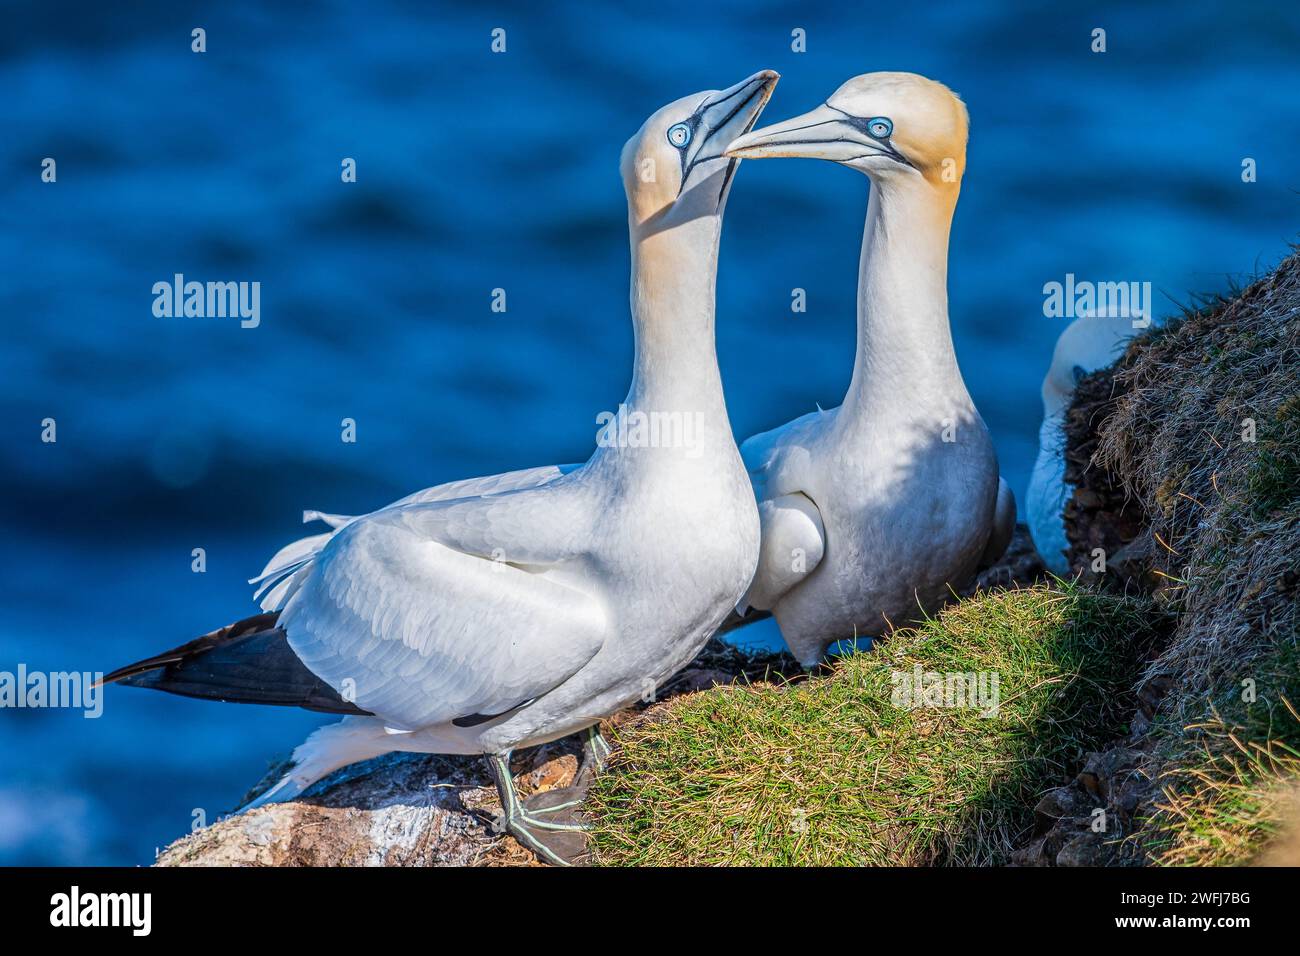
[485,752,589,866]
[551,722,612,803]
[581,723,612,775]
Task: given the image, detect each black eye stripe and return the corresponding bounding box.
[815,104,913,168]
[673,113,705,177]
[848,115,891,139]
[825,103,893,140]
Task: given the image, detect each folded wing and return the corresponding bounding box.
[252,463,582,611]
[279,482,608,731]
[738,411,830,612]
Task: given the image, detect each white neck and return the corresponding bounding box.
[841,175,972,426]
[623,213,732,431]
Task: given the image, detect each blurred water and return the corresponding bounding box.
[2,0,1297,864]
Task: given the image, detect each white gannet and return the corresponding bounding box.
[722,72,1015,667]
[101,70,778,865]
[1026,314,1137,575]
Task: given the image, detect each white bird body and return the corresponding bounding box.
[256,77,776,768]
[107,71,780,862]
[726,73,1011,665]
[269,452,756,760]
[1026,314,1137,575]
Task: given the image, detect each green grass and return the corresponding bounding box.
[588,585,1162,866]
[1140,640,1300,866]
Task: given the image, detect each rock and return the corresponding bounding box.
[1055,834,1109,867]
[1010,835,1051,867]
[1011,743,1160,866]
[1033,786,1097,830]
[157,748,568,867]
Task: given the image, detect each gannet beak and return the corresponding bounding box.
[678,69,780,196]
[725,103,911,167]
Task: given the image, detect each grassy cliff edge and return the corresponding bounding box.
[589,587,1161,865]
[586,248,1300,867]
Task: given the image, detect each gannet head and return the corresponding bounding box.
[724,72,968,187]
[1041,315,1136,418]
[621,70,779,229]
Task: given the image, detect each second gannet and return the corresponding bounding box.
[1027,315,1137,575]
[724,72,1014,666]
[100,69,778,865]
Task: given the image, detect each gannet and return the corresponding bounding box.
[723,72,1015,667]
[1026,314,1136,575]
[101,69,777,865]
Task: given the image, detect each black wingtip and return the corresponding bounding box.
[98,654,184,688]
[101,611,370,716]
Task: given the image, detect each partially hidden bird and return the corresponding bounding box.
[723,72,1015,666]
[1027,314,1137,575]
[100,69,778,865]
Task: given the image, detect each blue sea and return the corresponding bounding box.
[2,1,1297,865]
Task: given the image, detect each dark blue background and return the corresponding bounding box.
[2,1,1297,864]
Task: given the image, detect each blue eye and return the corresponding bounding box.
[667,123,692,148]
[867,117,893,138]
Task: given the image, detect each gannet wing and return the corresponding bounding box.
[387,463,583,508]
[251,463,583,610]
[737,410,832,611]
[743,411,811,494]
[739,492,826,612]
[740,408,831,506]
[278,483,608,730]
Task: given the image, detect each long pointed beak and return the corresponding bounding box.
[688,70,780,169]
[725,103,909,166]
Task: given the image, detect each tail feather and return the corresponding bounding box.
[240,771,307,811]
[249,511,354,611]
[238,717,397,811]
[101,612,370,716]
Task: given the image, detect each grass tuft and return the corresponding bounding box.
[1142,641,1300,865]
[1065,248,1300,863]
[588,585,1161,866]
[1092,249,1300,705]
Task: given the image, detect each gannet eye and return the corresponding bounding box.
[667,123,692,148]
[867,117,893,138]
